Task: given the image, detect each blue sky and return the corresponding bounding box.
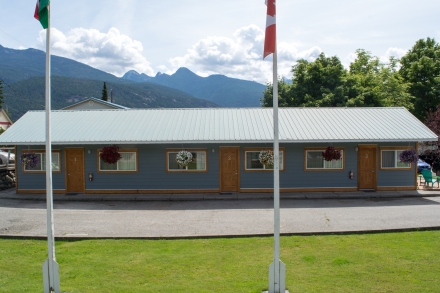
[1,0,439,83]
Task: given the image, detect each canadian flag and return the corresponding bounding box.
[263,0,276,59]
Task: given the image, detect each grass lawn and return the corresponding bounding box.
[0,231,439,292]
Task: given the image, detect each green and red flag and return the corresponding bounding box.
[34,0,50,29]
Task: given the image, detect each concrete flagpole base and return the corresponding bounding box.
[43,259,60,293]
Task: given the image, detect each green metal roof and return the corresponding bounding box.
[0,107,436,145]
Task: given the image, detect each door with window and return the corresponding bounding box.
[65,148,84,193]
[358,145,377,189]
[220,147,240,192]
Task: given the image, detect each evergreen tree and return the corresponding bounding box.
[101,82,109,101]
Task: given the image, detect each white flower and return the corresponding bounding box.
[176,150,193,167]
[259,150,274,166]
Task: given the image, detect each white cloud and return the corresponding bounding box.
[35,24,323,83]
[165,24,322,83]
[343,47,408,69]
[37,27,154,77]
[379,47,408,63]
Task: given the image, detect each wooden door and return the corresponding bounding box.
[220,147,240,192]
[65,148,85,193]
[358,145,377,190]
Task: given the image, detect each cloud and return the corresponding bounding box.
[343,47,408,68]
[37,27,154,77]
[165,24,322,83]
[379,47,407,63]
[36,25,323,83]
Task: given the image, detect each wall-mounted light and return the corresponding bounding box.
[212,148,215,153]
[88,149,91,154]
[355,147,358,152]
[88,173,93,181]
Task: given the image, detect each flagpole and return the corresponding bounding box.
[272,48,282,293]
[41,3,60,293]
[264,1,286,292]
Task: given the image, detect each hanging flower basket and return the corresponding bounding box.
[100,145,121,164]
[259,150,274,167]
[322,146,341,161]
[176,150,193,167]
[20,152,39,168]
[399,149,418,164]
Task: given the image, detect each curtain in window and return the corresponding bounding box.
[194,152,206,170]
[324,151,343,169]
[246,152,264,169]
[46,153,60,171]
[118,152,136,170]
[307,151,323,168]
[168,153,181,169]
[382,151,395,168]
[100,159,117,170]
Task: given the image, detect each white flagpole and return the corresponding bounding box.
[266,1,286,292]
[42,4,61,293]
[273,48,281,292]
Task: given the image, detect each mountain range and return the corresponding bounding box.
[122,68,265,107]
[0,45,265,120]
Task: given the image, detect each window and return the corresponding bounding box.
[99,150,137,172]
[23,151,61,173]
[167,150,207,172]
[244,149,284,171]
[381,148,411,169]
[305,148,344,170]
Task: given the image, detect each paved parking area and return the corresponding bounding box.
[1,188,439,238]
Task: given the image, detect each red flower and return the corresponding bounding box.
[100,145,121,164]
[322,146,341,161]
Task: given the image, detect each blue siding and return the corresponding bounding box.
[16,145,66,190]
[240,143,358,189]
[376,142,417,187]
[84,144,220,190]
[16,142,416,191]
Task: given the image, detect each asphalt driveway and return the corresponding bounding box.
[1,190,439,238]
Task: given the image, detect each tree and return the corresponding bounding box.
[261,77,292,107]
[419,104,440,172]
[0,78,4,108]
[377,57,414,110]
[101,82,109,101]
[345,49,382,107]
[399,38,440,121]
[290,53,347,107]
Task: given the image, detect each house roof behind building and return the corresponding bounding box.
[0,107,437,145]
[62,97,129,110]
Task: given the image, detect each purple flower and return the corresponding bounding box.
[399,149,418,164]
[20,153,39,168]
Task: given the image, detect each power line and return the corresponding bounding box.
[0,27,31,49]
[0,77,45,110]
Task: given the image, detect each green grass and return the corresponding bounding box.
[1,231,439,292]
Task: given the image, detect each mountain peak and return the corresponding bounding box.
[122,70,152,82]
[173,67,197,77]
[125,69,140,75]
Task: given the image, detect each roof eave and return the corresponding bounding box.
[6,137,438,145]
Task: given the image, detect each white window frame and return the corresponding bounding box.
[166,149,208,172]
[244,148,285,171]
[380,149,412,170]
[22,150,61,173]
[305,149,344,171]
[98,150,138,172]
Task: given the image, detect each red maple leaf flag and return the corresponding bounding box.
[263,0,276,59]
